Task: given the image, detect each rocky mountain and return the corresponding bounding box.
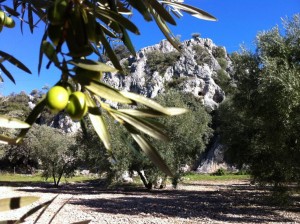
[103,37,233,173]
[104,37,232,112]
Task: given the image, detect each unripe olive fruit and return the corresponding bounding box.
[66,91,88,120]
[0,11,5,25]
[4,16,15,28]
[75,67,102,81]
[46,86,69,113]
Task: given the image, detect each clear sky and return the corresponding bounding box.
[0,0,299,96]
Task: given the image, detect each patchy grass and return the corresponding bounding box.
[0,172,97,184]
[182,172,251,182]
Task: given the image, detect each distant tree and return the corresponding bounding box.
[108,90,212,189]
[26,124,78,186]
[219,15,300,188]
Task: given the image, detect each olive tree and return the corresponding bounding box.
[26,124,78,186]
[0,0,216,177]
[219,15,300,188]
[107,90,212,189]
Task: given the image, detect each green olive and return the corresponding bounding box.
[66,91,88,120]
[46,86,69,113]
[4,16,15,28]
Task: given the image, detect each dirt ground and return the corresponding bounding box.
[0,179,299,224]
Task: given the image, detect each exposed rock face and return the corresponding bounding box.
[104,37,232,112]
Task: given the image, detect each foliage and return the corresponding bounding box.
[219,15,300,187]
[0,0,216,177]
[212,46,226,59]
[107,90,213,189]
[25,124,78,186]
[211,168,226,176]
[146,50,181,75]
[217,57,227,70]
[193,45,212,66]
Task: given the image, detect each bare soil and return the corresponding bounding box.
[0,179,299,224]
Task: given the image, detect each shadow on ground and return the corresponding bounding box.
[7,180,300,223]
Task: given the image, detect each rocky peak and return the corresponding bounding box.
[104,37,232,112]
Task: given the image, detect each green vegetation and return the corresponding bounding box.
[218,15,300,190]
[193,45,212,66]
[146,50,180,75]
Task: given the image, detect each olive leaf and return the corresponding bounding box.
[131,133,173,177]
[0,196,39,212]
[80,79,132,104]
[0,135,16,145]
[86,93,111,150]
[0,115,30,129]
[0,50,31,74]
[161,1,217,21]
[111,110,169,141]
[69,59,118,72]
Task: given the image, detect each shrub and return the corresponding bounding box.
[212,46,226,58]
[193,45,212,66]
[217,57,228,70]
[146,50,180,75]
[211,168,226,176]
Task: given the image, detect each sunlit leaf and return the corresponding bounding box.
[0,51,31,74]
[164,107,189,116]
[17,196,58,224]
[131,134,173,177]
[113,110,169,141]
[0,135,16,145]
[0,220,18,224]
[86,93,111,150]
[120,91,172,115]
[16,97,47,144]
[80,79,132,104]
[161,1,217,21]
[0,115,30,129]
[69,59,118,72]
[0,196,39,212]
[117,108,166,118]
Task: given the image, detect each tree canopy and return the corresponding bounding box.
[219,15,300,187]
[0,0,217,176]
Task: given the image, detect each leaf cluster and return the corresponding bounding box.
[219,15,300,187]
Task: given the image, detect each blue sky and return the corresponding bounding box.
[0,0,299,96]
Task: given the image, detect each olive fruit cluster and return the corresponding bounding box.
[0,10,15,31]
[46,86,88,121]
